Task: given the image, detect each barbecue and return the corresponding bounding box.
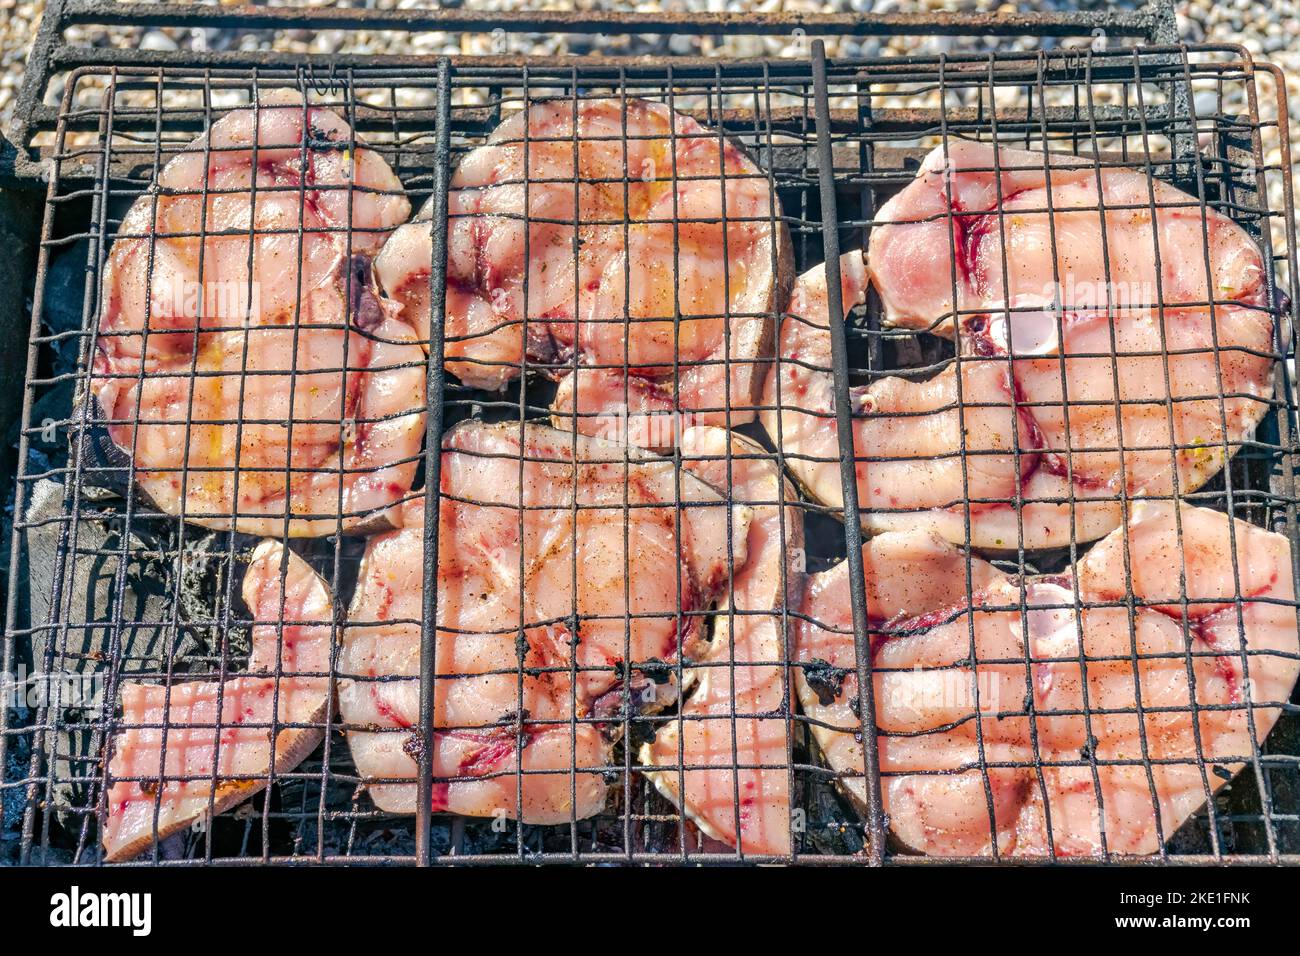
[1,0,1298,866]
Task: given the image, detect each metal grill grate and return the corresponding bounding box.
[2,16,1298,866]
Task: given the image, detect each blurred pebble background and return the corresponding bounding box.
[2,0,1296,243]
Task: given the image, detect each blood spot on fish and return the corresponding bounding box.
[431,782,450,811]
[738,797,755,832]
[457,736,519,777]
[371,687,412,729]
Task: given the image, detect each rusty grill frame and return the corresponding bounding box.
[2,2,1299,867]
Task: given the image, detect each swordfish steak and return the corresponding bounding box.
[338,421,746,822]
[640,426,804,856]
[92,90,423,537]
[374,97,792,449]
[796,502,1299,857]
[764,157,1273,552]
[103,542,334,861]
[847,139,1274,550]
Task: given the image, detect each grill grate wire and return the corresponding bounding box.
[1,40,1298,865]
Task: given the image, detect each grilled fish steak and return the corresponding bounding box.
[796,502,1299,857]
[763,246,1272,551]
[338,421,747,822]
[93,90,423,536]
[374,97,792,448]
[103,542,334,862]
[640,426,803,855]
[870,139,1268,337]
[843,139,1272,550]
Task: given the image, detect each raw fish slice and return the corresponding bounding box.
[103,541,334,861]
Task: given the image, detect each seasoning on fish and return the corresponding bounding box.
[103,541,334,862]
[93,90,423,537]
[338,421,747,822]
[640,427,803,855]
[374,97,792,448]
[796,502,1300,857]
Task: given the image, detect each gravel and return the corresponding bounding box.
[1,0,1297,248]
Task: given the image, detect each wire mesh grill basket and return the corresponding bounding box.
[2,7,1298,865]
